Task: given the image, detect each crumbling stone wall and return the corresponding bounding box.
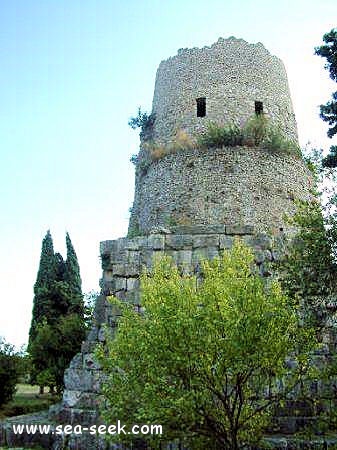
[51,227,337,449]
[151,37,298,145]
[2,227,337,449]
[129,146,313,236]
[56,225,279,428]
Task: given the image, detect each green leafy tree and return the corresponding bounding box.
[277,200,337,301]
[277,148,337,325]
[0,338,20,406]
[98,241,316,450]
[315,28,337,166]
[30,314,86,393]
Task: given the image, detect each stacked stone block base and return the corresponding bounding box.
[55,225,278,427]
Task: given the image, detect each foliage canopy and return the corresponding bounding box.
[0,338,20,406]
[28,231,86,392]
[98,241,316,449]
[315,28,337,166]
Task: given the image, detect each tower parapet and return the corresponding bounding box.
[151,37,298,145]
[129,37,311,236]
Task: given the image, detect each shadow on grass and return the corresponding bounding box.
[0,384,61,419]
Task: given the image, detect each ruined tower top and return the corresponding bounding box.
[151,36,298,144]
[128,38,311,236]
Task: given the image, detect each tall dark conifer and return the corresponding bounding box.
[64,232,84,315]
[28,231,86,391]
[29,230,57,343]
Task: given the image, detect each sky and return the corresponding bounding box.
[0,0,336,348]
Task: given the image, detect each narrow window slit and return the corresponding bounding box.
[196,97,206,117]
[255,101,263,115]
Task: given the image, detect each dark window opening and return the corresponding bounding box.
[196,97,206,117]
[255,101,263,115]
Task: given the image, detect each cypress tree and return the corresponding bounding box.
[28,231,86,392]
[29,230,57,343]
[64,232,84,316]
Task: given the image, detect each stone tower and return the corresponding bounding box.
[128,37,312,236]
[42,38,316,448]
[151,37,297,144]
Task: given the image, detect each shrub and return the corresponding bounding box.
[170,129,196,152]
[150,145,167,161]
[128,107,155,134]
[197,121,243,148]
[130,154,138,165]
[0,338,20,406]
[262,129,301,157]
[132,116,301,171]
[243,114,270,146]
[98,241,317,449]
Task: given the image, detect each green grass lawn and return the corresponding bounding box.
[0,384,61,419]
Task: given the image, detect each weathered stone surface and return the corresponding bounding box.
[192,248,210,265]
[62,390,82,408]
[124,236,146,250]
[125,289,141,304]
[141,249,165,268]
[115,290,126,301]
[69,353,83,370]
[192,234,219,248]
[129,148,311,237]
[103,270,113,282]
[64,368,94,392]
[152,38,298,146]
[113,263,139,277]
[245,233,273,250]
[114,277,126,291]
[93,295,106,324]
[81,341,97,354]
[87,327,98,342]
[149,226,171,234]
[254,249,265,265]
[126,250,140,265]
[111,263,126,276]
[166,234,193,249]
[99,240,115,255]
[97,327,106,342]
[147,233,165,250]
[171,225,227,235]
[219,235,234,249]
[84,353,101,371]
[226,224,255,235]
[127,277,140,291]
[128,38,313,236]
[51,37,335,450]
[68,408,99,426]
[176,249,193,266]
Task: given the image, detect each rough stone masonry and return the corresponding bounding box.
[128,37,312,235]
[54,37,317,448]
[3,37,334,449]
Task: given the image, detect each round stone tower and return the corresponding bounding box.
[152,36,298,144]
[128,37,312,235]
